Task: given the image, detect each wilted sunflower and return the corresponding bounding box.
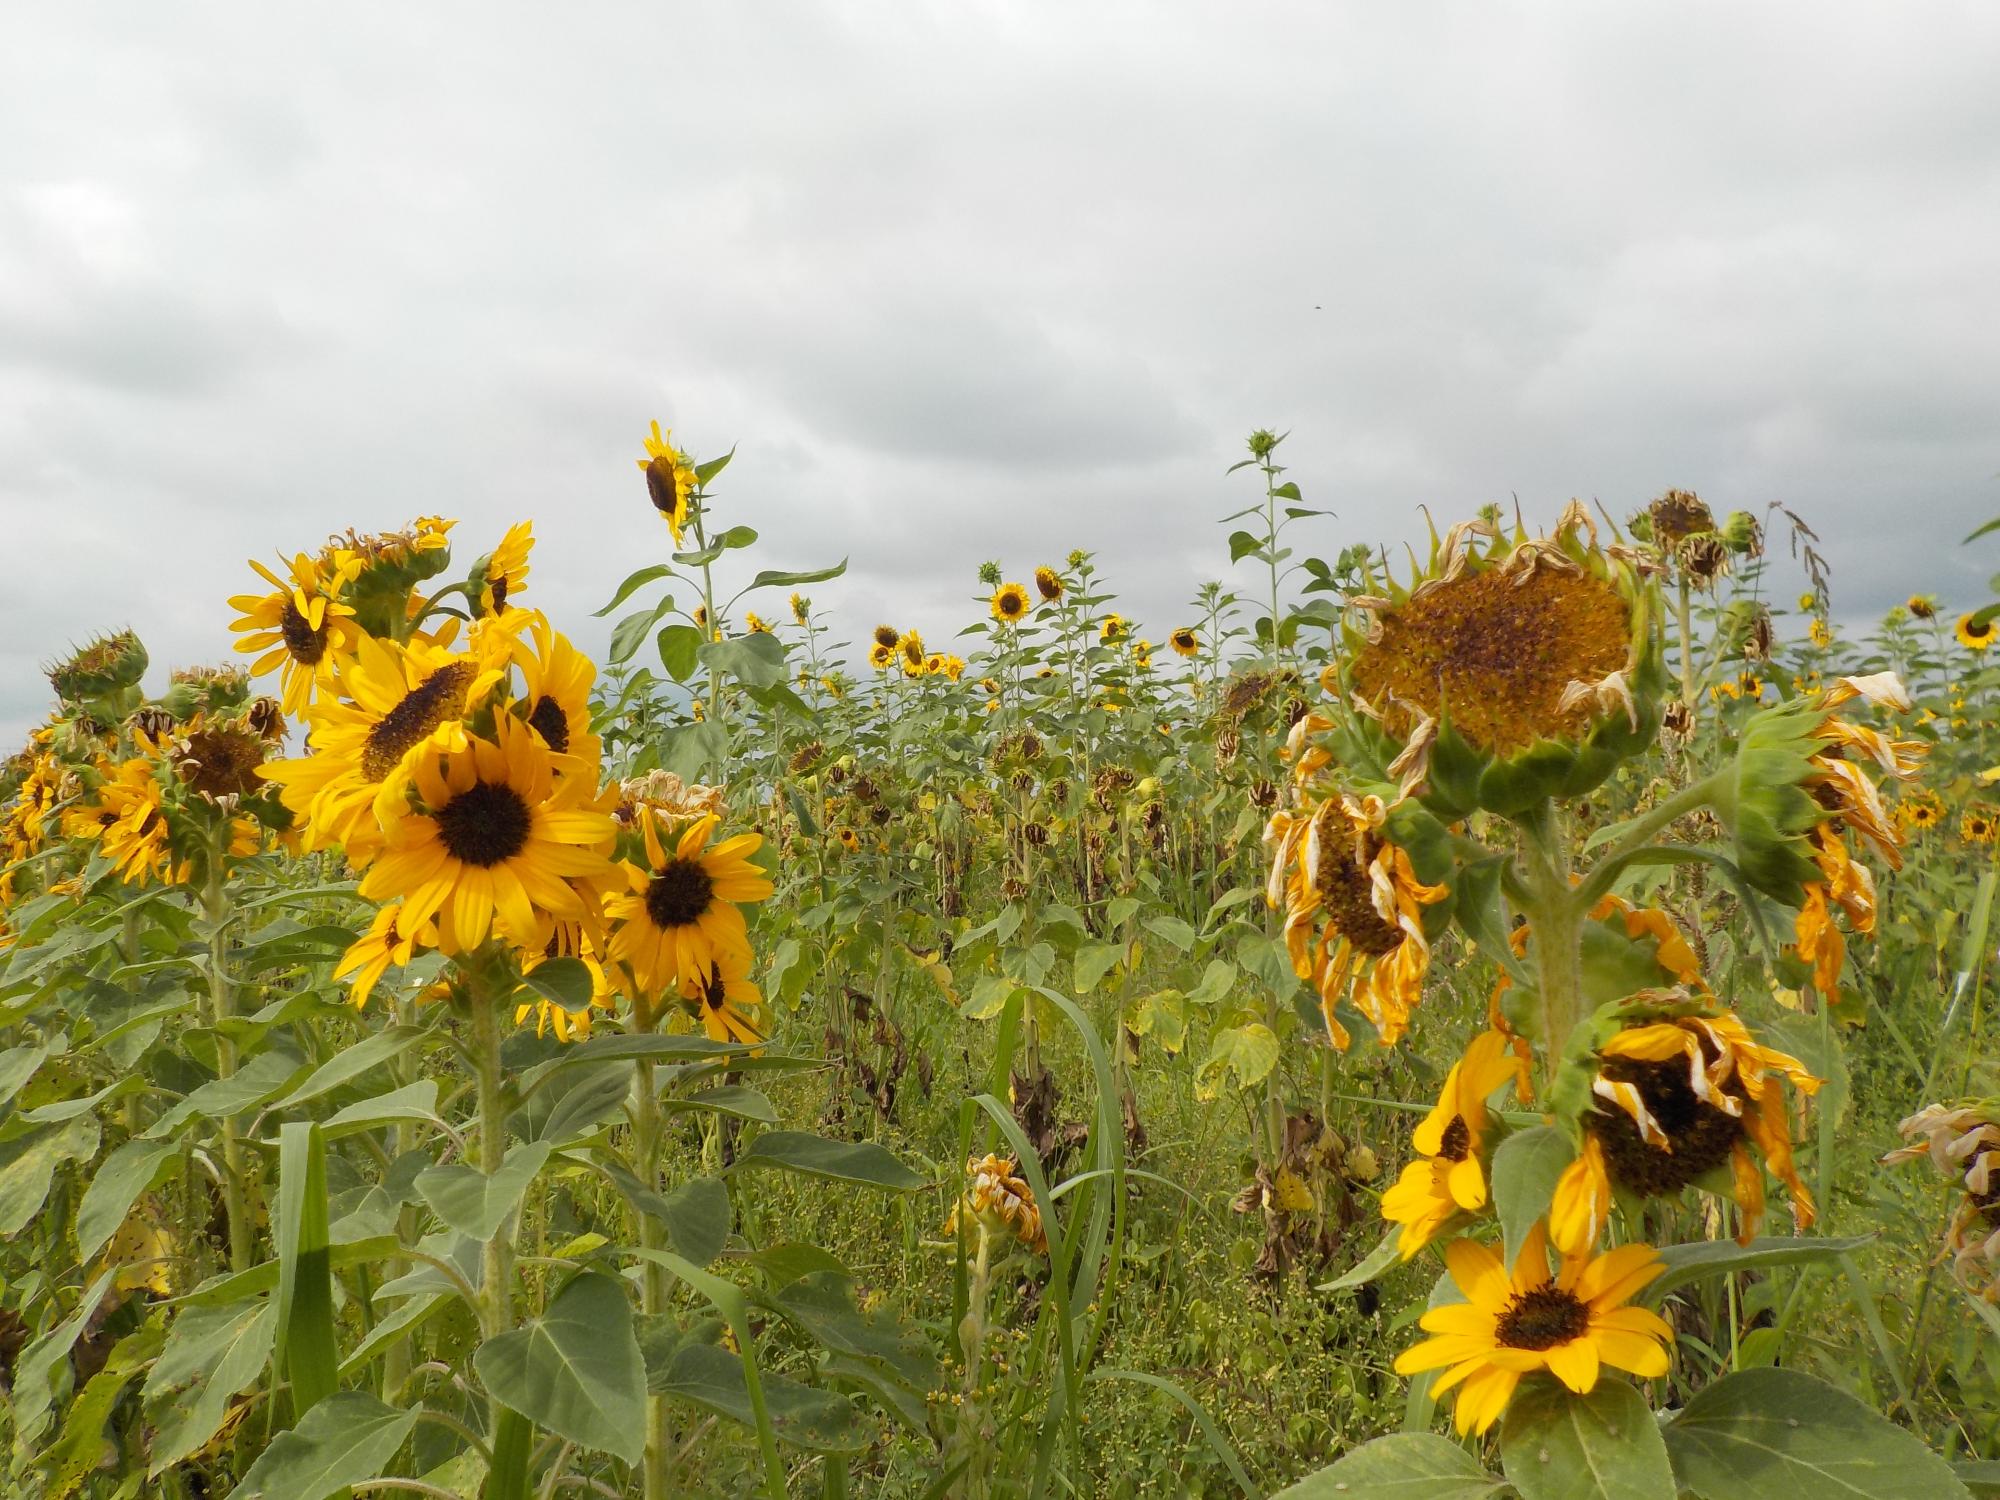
[471,522,534,618]
[1343,502,1661,817]
[1964,806,1998,844]
[681,947,767,1045]
[606,809,773,993]
[990,582,1031,624]
[1169,627,1199,658]
[260,627,513,864]
[1552,1004,1819,1252]
[1034,566,1064,601]
[1380,1031,1528,1258]
[1099,613,1129,644]
[1267,790,1448,1049]
[1883,1103,2000,1299]
[638,421,699,546]
[357,715,616,954]
[334,901,436,1009]
[1959,613,1996,652]
[872,624,900,650]
[1394,1224,1671,1435]
[228,551,362,715]
[944,1153,1048,1255]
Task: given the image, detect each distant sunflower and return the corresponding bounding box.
[1958,613,1995,652]
[357,715,616,954]
[1131,639,1153,670]
[638,421,698,546]
[868,642,895,671]
[228,551,362,715]
[938,654,966,682]
[899,631,926,674]
[837,826,860,851]
[991,582,1031,624]
[1896,789,1945,831]
[873,625,900,649]
[473,522,534,618]
[606,809,774,993]
[1034,566,1064,601]
[1907,594,1937,620]
[1963,806,1998,845]
[1809,618,1834,649]
[1169,628,1199,658]
[681,947,767,1045]
[1099,613,1129,645]
[1393,1225,1671,1435]
[789,592,810,625]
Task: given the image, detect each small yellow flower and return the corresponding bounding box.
[1957,612,1995,652]
[990,582,1031,624]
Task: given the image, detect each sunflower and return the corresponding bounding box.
[789,592,810,625]
[1552,1006,1819,1252]
[1099,613,1129,644]
[1907,594,1937,620]
[899,631,927,674]
[638,421,698,546]
[924,652,947,676]
[516,917,615,1041]
[334,901,436,1009]
[1394,1224,1671,1435]
[1896,788,1945,831]
[945,1153,1048,1255]
[472,522,534,618]
[66,758,175,885]
[1964,806,1998,844]
[1132,639,1153,670]
[1381,1031,1529,1257]
[872,625,900,649]
[680,946,767,1045]
[991,582,1031,624]
[259,628,512,864]
[510,611,600,770]
[356,715,616,954]
[1034,566,1064,602]
[1958,613,1995,652]
[937,654,967,682]
[745,612,770,635]
[861,642,892,671]
[836,825,860,852]
[1267,790,1448,1049]
[606,809,773,993]
[228,551,363,715]
[1170,627,1199,658]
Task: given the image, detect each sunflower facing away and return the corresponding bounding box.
[638,421,699,546]
[1170,627,1199,658]
[1099,613,1129,645]
[357,714,616,954]
[990,582,1031,624]
[1034,566,1064,602]
[510,611,600,770]
[228,551,362,715]
[473,522,534,618]
[1381,1030,1529,1258]
[1551,1006,1819,1252]
[606,809,774,994]
[1958,612,1995,652]
[681,945,767,1045]
[1394,1224,1671,1435]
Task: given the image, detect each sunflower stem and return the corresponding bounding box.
[628,989,678,1500]
[467,955,531,1500]
[200,837,255,1275]
[1520,802,1585,1091]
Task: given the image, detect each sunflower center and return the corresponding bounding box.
[1352,565,1630,757]
[1592,1054,1746,1197]
[361,663,476,782]
[646,455,684,516]
[527,695,570,754]
[177,727,265,799]
[1437,1115,1472,1162]
[279,599,328,666]
[645,856,716,929]
[1314,819,1404,958]
[699,964,727,1011]
[433,780,532,867]
[1495,1285,1592,1351]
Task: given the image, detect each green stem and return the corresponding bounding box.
[1520,804,1585,1089]
[201,844,254,1274]
[469,959,531,1500]
[628,991,676,1500]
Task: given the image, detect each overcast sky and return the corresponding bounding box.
[4,3,1998,744]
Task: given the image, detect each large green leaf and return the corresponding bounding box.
[76,1136,178,1262]
[1500,1375,1673,1500]
[655,1343,867,1453]
[229,1390,421,1500]
[320,1080,442,1139]
[595,563,676,617]
[730,1130,926,1190]
[416,1139,552,1240]
[0,1115,99,1235]
[1644,1235,1874,1305]
[1273,1432,1506,1497]
[608,593,680,664]
[473,1272,646,1465]
[9,1270,118,1452]
[606,1168,732,1265]
[700,631,787,688]
[274,1122,338,1418]
[1664,1368,1970,1499]
[745,560,848,591]
[1490,1126,1573,1265]
[143,1299,278,1474]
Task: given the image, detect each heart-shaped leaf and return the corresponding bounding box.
[474,1273,646,1465]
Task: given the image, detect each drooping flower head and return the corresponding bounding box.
[469,522,534,619]
[1381,1031,1529,1258]
[638,421,699,546]
[945,1153,1048,1256]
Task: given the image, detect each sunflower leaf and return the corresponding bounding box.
[1489,1125,1572,1266]
[1272,1431,1505,1497]
[1501,1374,1674,1500]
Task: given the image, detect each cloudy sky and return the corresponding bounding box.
[4,3,1998,743]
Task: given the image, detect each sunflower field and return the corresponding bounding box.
[2,428,1998,1500]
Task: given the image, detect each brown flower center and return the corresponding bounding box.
[279,598,328,666]
[1437,1115,1472,1163]
[361,662,475,782]
[176,727,265,799]
[1351,565,1629,757]
[646,454,684,516]
[1592,1053,1745,1197]
[1314,814,1404,958]
[1495,1285,1591,1350]
[434,780,532,867]
[527,695,570,754]
[646,856,715,929]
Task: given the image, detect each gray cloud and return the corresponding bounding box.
[3,2,1998,742]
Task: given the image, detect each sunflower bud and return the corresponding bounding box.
[47,630,149,705]
[1719,510,1762,556]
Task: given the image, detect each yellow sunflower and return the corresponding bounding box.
[66,758,175,885]
[745,612,770,634]
[1907,594,1937,620]
[1132,639,1153,670]
[1394,1224,1671,1435]
[1267,791,1447,1049]
[1034,566,1064,602]
[680,945,767,1045]
[357,715,616,954]
[638,421,698,546]
[1958,612,1995,652]
[334,901,436,1009]
[228,551,362,715]
[1897,789,1945,831]
[473,522,533,618]
[516,916,616,1041]
[606,809,773,993]
[1964,806,1998,845]
[872,625,900,649]
[836,826,860,852]
[1170,627,1199,658]
[1808,618,1834,648]
[898,631,926,674]
[1099,613,1129,644]
[259,627,513,864]
[867,642,895,671]
[789,592,809,625]
[510,611,600,771]
[1552,1007,1819,1252]
[991,582,1031,624]
[1381,1031,1529,1258]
